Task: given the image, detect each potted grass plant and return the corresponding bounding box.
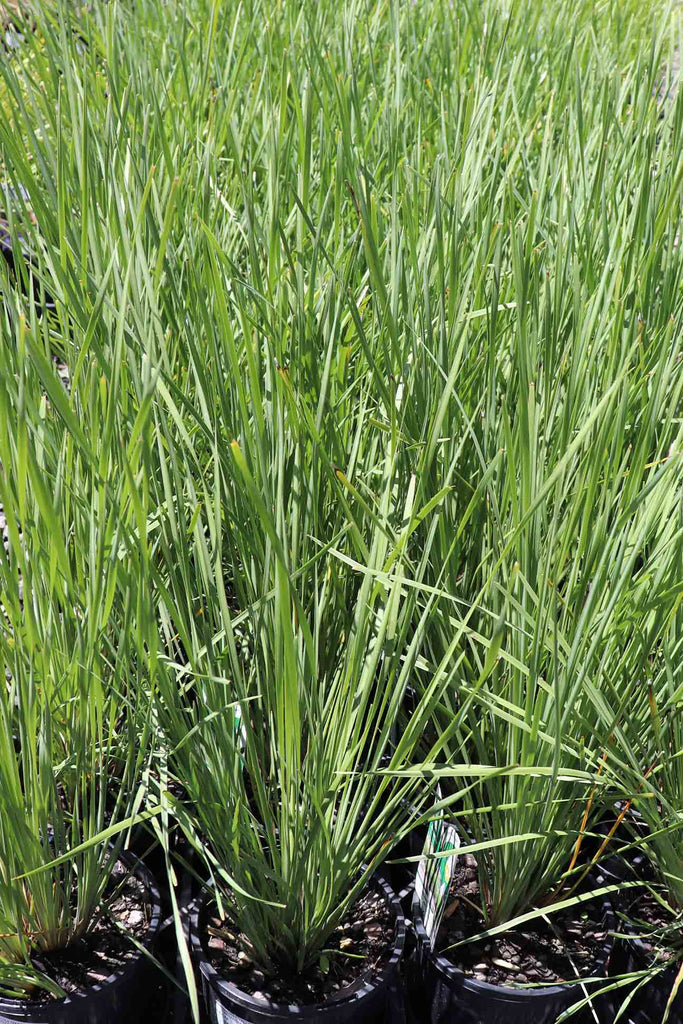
[141,136,522,1014]
[407,308,683,1019]
[398,30,683,1020]
[594,633,683,1024]
[0,290,164,1020]
[0,666,162,1024]
[393,70,683,1024]
[150,394,495,1022]
[608,796,683,1024]
[409,387,682,1024]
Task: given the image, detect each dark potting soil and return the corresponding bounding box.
[23,862,154,1003]
[205,887,394,1006]
[435,853,608,988]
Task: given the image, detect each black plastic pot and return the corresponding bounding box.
[0,853,162,1024]
[190,874,406,1023]
[387,806,428,904]
[627,959,683,1024]
[587,816,649,897]
[613,930,683,1024]
[411,895,615,1024]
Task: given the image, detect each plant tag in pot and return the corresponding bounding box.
[415,815,461,950]
[215,1002,245,1024]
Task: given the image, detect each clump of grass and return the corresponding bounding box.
[0,305,160,995]
[0,0,680,1011]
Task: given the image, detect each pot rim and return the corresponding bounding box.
[190,871,405,1018]
[0,851,162,1018]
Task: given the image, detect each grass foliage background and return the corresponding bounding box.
[0,0,681,1006]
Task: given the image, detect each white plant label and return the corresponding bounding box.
[215,1002,245,1024]
[414,817,461,950]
